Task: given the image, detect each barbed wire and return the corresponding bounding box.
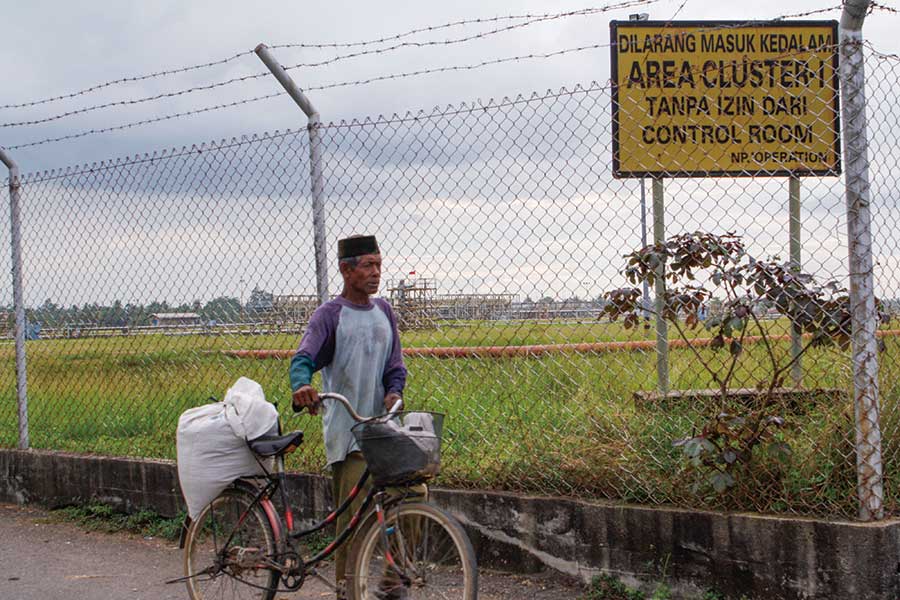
[6,92,283,150]
[0,0,657,130]
[5,4,865,150]
[267,1,657,51]
[283,0,656,71]
[7,39,842,151]
[0,51,254,112]
[0,72,271,129]
[869,1,899,14]
[6,41,619,150]
[864,39,900,59]
[776,4,844,19]
[1,1,876,119]
[0,1,657,113]
[301,43,612,94]
[665,0,691,23]
[6,30,847,153]
[3,3,841,132]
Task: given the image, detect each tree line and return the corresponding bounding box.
[15,287,276,328]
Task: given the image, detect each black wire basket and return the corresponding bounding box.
[351,412,444,486]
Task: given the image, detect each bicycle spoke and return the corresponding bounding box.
[350,503,476,600]
[184,488,279,600]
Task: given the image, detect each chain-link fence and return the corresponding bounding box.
[2,22,900,520]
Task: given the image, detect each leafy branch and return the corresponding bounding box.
[601,231,888,496]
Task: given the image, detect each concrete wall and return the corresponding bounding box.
[2,449,899,599]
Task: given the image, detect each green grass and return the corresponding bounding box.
[581,574,645,600]
[1,318,899,518]
[50,502,185,541]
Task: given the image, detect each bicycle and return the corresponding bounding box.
[173,392,478,600]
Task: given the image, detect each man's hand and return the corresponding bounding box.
[293,385,320,415]
[384,392,402,413]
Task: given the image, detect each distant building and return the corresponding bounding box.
[149,312,201,327]
[270,295,318,324]
[435,293,516,321]
[388,278,438,329]
[248,287,275,313]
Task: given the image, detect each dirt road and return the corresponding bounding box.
[0,503,584,600]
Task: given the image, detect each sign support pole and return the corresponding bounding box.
[652,176,669,393]
[789,175,803,387]
[630,12,652,322]
[640,177,651,319]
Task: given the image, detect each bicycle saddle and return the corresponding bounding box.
[248,430,304,457]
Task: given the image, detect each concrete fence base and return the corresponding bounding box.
[2,449,898,599]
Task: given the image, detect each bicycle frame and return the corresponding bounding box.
[221,453,422,590]
[176,393,427,592]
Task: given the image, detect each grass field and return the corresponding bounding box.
[2,318,898,518]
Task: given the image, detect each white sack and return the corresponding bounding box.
[223,376,279,440]
[176,378,278,518]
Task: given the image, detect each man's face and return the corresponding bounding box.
[343,253,382,296]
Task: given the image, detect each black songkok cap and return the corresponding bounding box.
[338,235,380,259]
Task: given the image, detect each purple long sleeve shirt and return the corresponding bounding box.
[290,296,406,464]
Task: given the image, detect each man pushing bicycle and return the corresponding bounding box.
[290,234,422,599]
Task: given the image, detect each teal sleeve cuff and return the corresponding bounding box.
[289,354,315,392]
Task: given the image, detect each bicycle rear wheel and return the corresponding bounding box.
[347,502,478,600]
[183,487,279,600]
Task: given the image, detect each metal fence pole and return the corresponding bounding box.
[0,147,28,450]
[255,43,330,305]
[652,176,669,393]
[789,176,803,387]
[840,0,884,521]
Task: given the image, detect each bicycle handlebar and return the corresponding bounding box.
[316,392,403,423]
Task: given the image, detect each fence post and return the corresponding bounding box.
[652,176,669,394]
[255,44,330,306]
[840,0,884,521]
[789,176,803,387]
[0,147,28,450]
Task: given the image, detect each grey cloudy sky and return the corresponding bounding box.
[3,0,899,172]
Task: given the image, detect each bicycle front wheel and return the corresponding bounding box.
[347,502,478,600]
[183,487,279,600]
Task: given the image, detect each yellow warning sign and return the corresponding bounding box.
[610,21,840,178]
